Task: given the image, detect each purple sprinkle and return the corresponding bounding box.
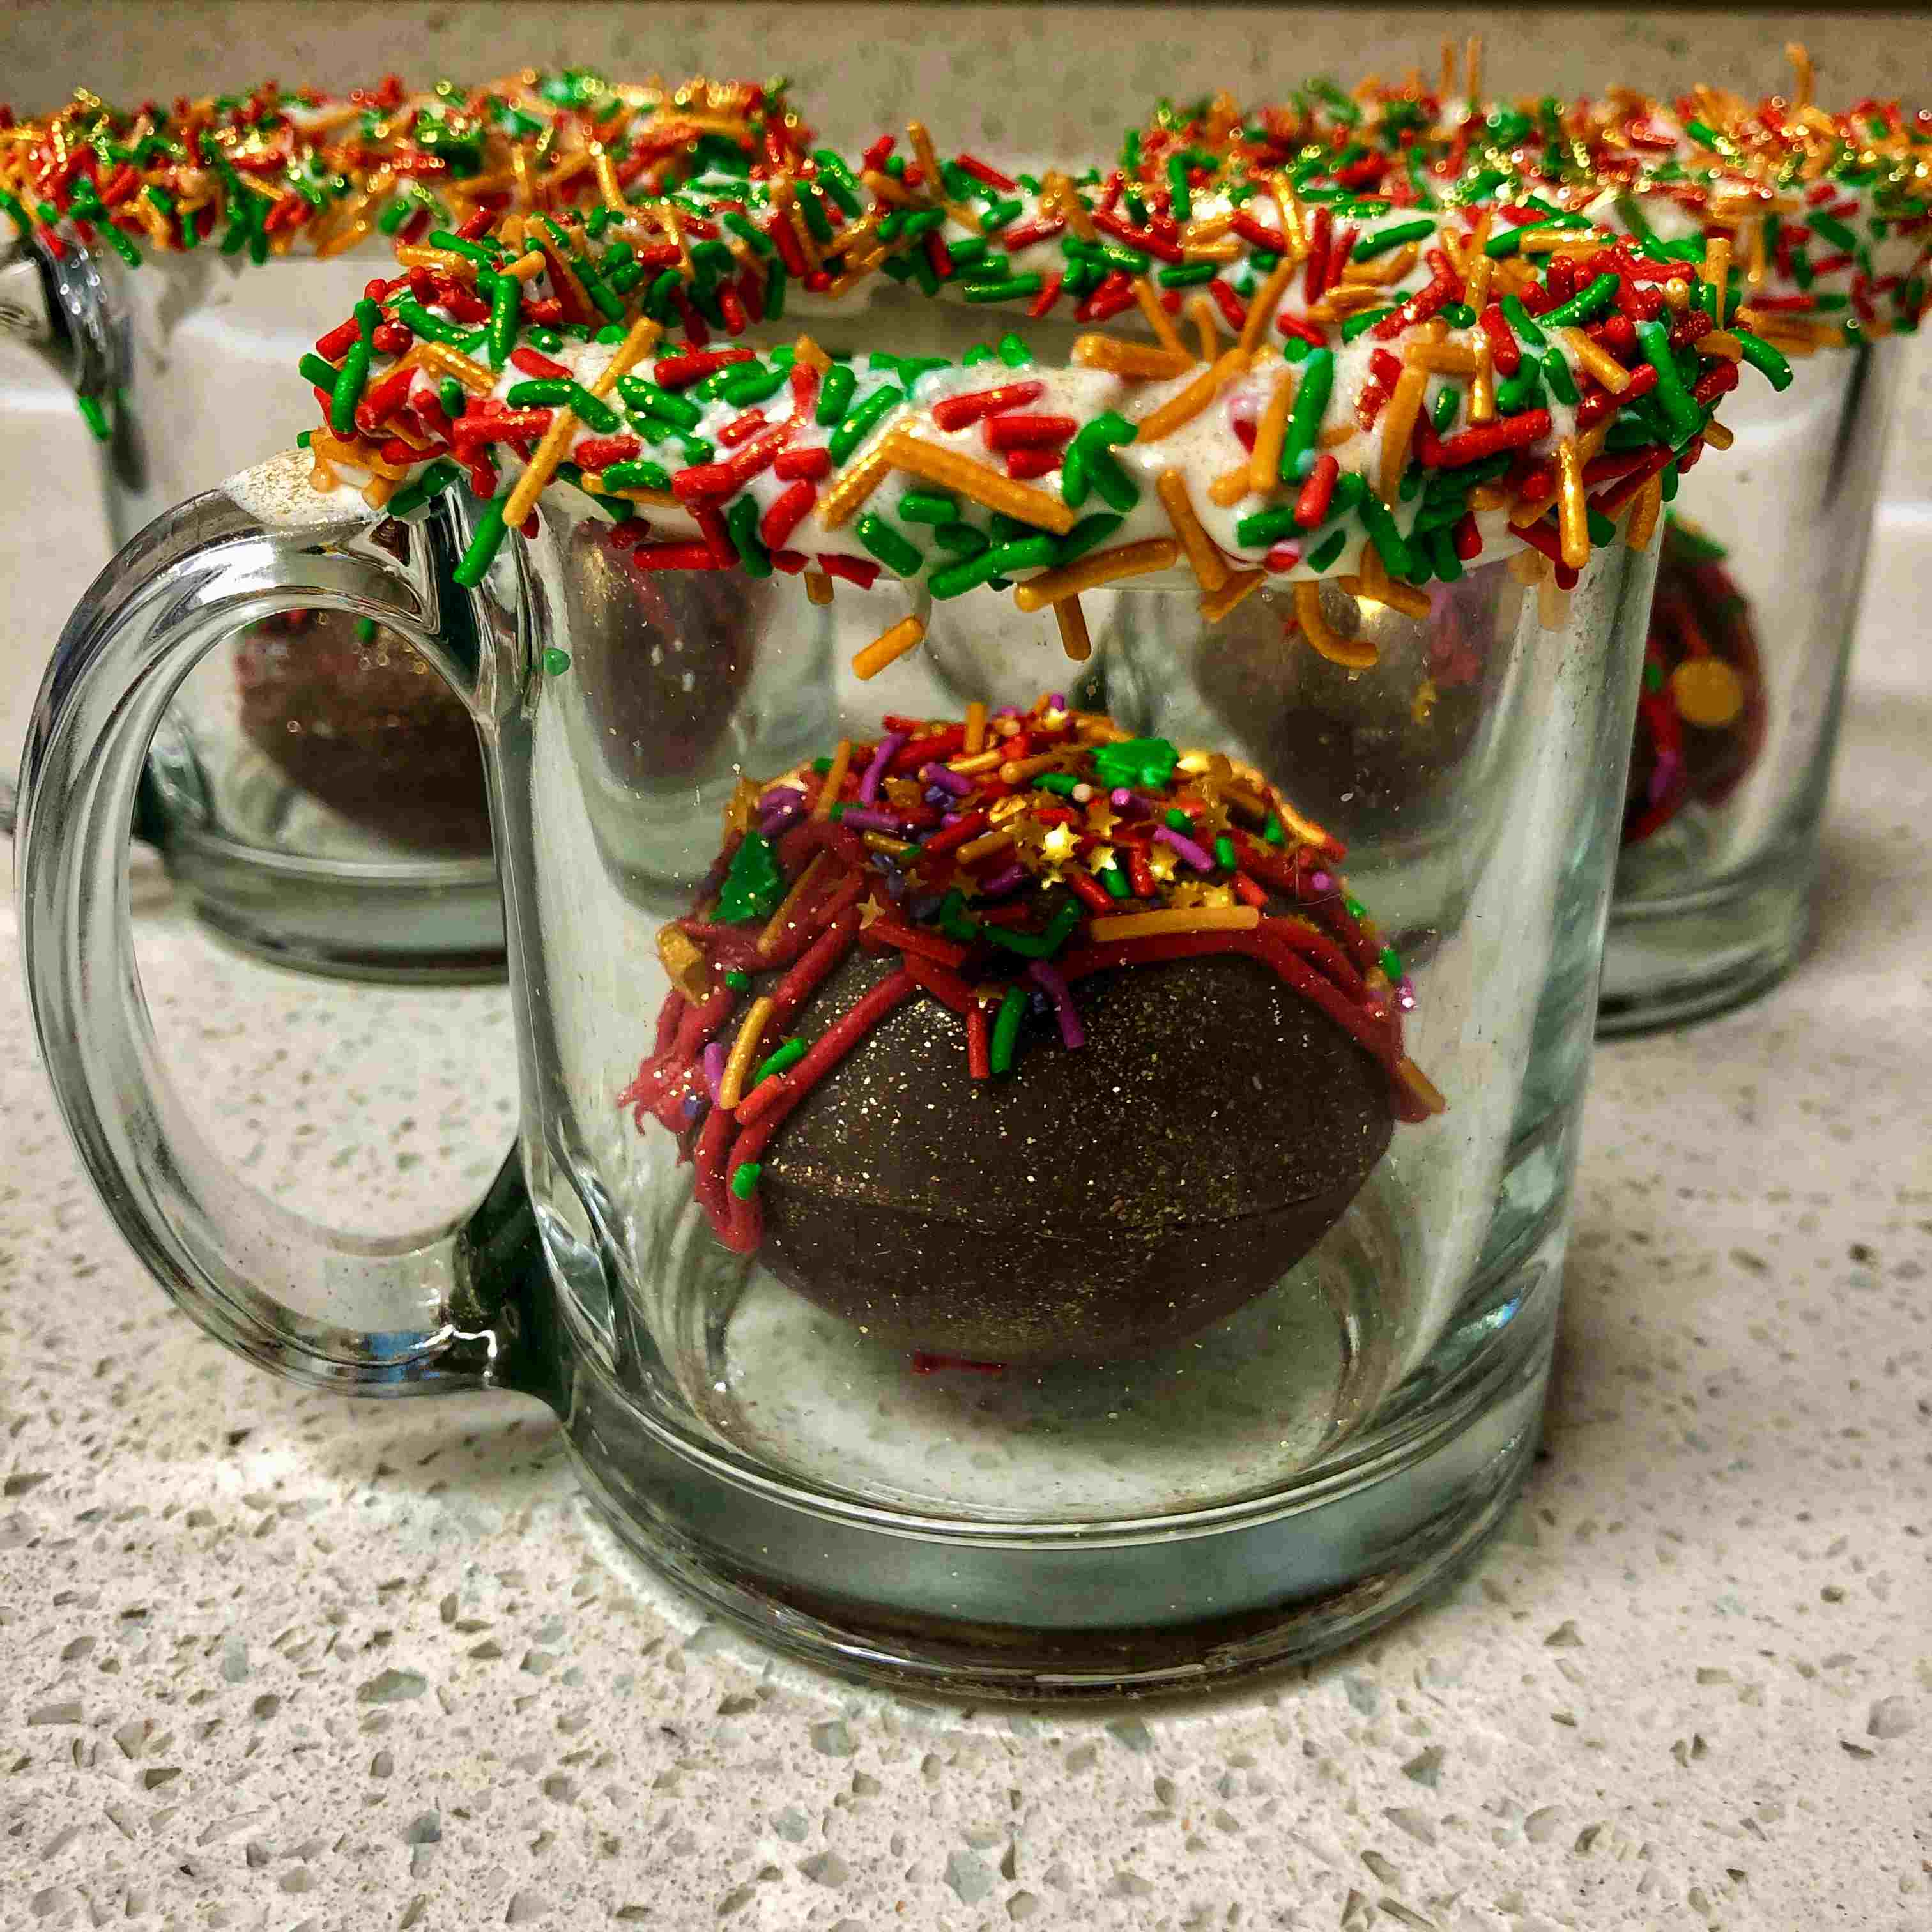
[859,732,907,804]
[1109,787,1147,817]
[1155,825,1216,873]
[993,705,1022,720]
[756,784,805,814]
[758,799,805,839]
[1648,750,1682,806]
[1027,960,1085,1050]
[1046,691,1067,710]
[839,805,909,836]
[923,762,972,798]
[1310,870,1333,892]
[979,862,1027,897]
[702,1041,728,1105]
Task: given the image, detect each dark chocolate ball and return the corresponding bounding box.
[757,948,1393,1366]
[236,611,490,854]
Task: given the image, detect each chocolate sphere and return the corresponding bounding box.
[756,948,1393,1366]
[236,611,490,854]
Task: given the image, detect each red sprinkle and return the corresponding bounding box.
[772,444,833,482]
[510,346,571,380]
[932,381,1045,431]
[759,479,816,550]
[983,412,1077,450]
[652,347,757,391]
[1003,448,1061,480]
[1296,453,1341,529]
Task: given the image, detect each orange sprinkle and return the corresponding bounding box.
[1294,581,1376,670]
[1249,367,1296,496]
[804,570,834,605]
[1199,569,1266,622]
[1555,438,1590,571]
[718,996,774,1111]
[1086,905,1261,942]
[1054,596,1093,662]
[1155,470,1231,594]
[1134,277,1192,358]
[1135,347,1250,445]
[884,430,1076,535]
[1239,254,1298,356]
[1013,537,1181,611]
[1378,365,1429,505]
[1071,334,1195,381]
[851,613,927,680]
[810,739,854,820]
[963,701,988,754]
[757,852,828,956]
[1627,475,1663,551]
[815,437,900,530]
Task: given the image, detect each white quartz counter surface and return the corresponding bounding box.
[1,631,1928,1929]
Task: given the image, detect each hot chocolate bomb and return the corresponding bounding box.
[622,698,1442,1368]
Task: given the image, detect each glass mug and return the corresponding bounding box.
[26,243,504,977]
[1598,336,1906,1030]
[19,456,1655,1696]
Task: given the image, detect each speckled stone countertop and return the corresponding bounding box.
[3,626,1929,1929]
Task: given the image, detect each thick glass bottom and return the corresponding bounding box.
[555,1204,1562,1700]
[157,820,506,983]
[1598,841,1812,1036]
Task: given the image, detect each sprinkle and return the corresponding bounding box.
[1054,595,1094,661]
[1155,470,1231,594]
[1084,905,1260,941]
[1248,366,1298,494]
[884,429,1077,534]
[1135,347,1250,443]
[1554,438,1590,571]
[1154,825,1217,873]
[1070,334,1195,380]
[815,437,899,529]
[989,984,1029,1075]
[1294,580,1376,669]
[729,1160,762,1199]
[852,614,928,680]
[1277,346,1334,482]
[1199,569,1266,622]
[964,703,988,753]
[758,852,828,957]
[717,995,774,1110]
[1013,537,1181,610]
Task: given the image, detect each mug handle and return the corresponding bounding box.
[15,466,552,1402]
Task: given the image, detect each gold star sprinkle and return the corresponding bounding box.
[858,893,885,930]
[1084,798,1121,839]
[1039,824,1080,871]
[1147,845,1179,884]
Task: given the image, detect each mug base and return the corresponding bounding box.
[558,1222,1561,1701]
[159,820,506,984]
[1597,848,1811,1037]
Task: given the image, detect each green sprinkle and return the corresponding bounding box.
[452,497,509,589]
[829,383,905,464]
[392,298,479,349]
[716,359,789,408]
[855,512,924,577]
[1352,217,1436,261]
[898,489,959,525]
[1213,835,1238,871]
[617,377,702,429]
[601,458,673,492]
[1379,946,1403,981]
[716,831,785,923]
[1428,524,1462,583]
[1156,260,1219,289]
[752,1038,806,1087]
[729,1162,762,1200]
[1163,807,1193,832]
[1054,512,1126,567]
[990,985,1028,1076]
[724,969,752,990]
[384,459,459,519]
[328,299,379,438]
[931,522,991,558]
[1809,212,1859,252]
[353,617,379,645]
[1538,271,1619,330]
[1542,348,1579,406]
[298,351,338,390]
[988,901,1082,961]
[725,496,772,578]
[997,333,1034,368]
[1092,737,1178,791]
[1035,772,1081,798]
[1278,348,1334,483]
[1358,492,1413,578]
[963,274,1044,303]
[1262,814,1285,847]
[1305,527,1349,572]
[1101,859,1131,898]
[487,269,521,370]
[1432,386,1459,434]
[1732,329,1794,392]
[814,361,858,427]
[1342,307,1397,342]
[1495,362,1545,414]
[1344,895,1367,919]
[1167,154,1193,222]
[1499,295,1546,348]
[1636,318,1703,444]
[542,647,571,675]
[928,548,1005,598]
[1235,505,1299,550]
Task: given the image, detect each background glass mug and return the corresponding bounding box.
[1598,335,1905,1031]
[42,242,505,977]
[20,456,1655,1696]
